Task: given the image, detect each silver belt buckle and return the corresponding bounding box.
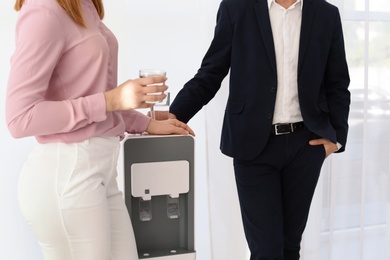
[274,123,293,135]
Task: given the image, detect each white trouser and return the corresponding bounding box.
[18,137,138,260]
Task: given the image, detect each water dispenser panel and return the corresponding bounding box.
[131,160,190,201]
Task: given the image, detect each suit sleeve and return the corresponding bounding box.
[170,1,233,123]
[324,9,351,152]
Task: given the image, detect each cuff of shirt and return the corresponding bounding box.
[336,142,342,151]
[87,93,107,123]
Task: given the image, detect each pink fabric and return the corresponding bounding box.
[6,0,150,143]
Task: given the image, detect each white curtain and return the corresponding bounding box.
[300,1,390,259]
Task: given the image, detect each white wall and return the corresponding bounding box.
[0,1,40,259]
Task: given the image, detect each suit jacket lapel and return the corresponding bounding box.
[298,0,317,74]
[253,0,277,75]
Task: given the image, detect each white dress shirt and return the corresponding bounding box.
[267,0,342,150]
[268,0,303,124]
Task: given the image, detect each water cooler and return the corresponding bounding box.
[123,135,196,260]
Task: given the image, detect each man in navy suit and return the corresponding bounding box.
[170,0,350,259]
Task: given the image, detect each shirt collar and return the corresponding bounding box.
[267,0,303,10]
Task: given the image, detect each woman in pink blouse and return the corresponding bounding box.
[6,0,194,259]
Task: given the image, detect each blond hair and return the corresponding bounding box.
[14,0,104,27]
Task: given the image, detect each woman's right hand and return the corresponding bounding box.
[104,76,168,112]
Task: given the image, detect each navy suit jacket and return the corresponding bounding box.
[170,0,350,160]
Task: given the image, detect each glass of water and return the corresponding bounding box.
[139,69,168,120]
[153,92,170,120]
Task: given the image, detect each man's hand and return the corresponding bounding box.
[168,113,177,119]
[309,138,339,158]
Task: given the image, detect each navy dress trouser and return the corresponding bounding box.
[233,128,326,260]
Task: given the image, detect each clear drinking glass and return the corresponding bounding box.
[139,69,169,120]
[139,69,166,79]
[153,92,170,120]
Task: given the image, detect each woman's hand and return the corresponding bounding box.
[104,76,168,112]
[146,111,178,120]
[146,119,195,136]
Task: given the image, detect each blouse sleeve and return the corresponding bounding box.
[5,5,107,138]
[121,110,151,134]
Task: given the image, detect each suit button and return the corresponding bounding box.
[270,87,276,93]
[267,114,272,119]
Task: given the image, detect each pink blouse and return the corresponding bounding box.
[6,0,150,143]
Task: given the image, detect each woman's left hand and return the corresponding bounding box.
[146,119,195,136]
